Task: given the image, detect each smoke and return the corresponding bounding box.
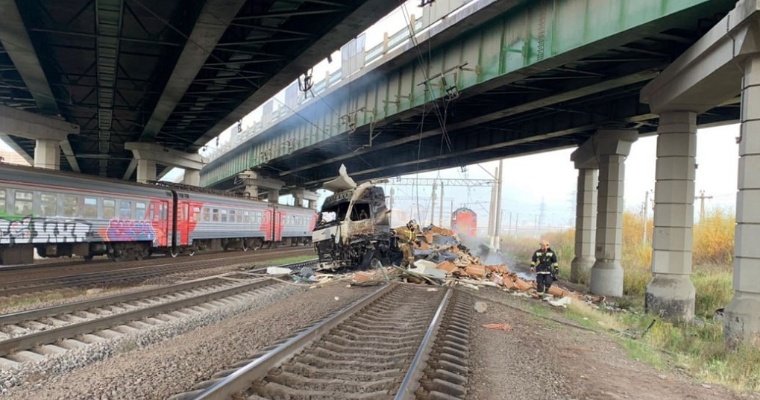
[459,234,535,281]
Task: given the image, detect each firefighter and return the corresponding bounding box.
[530,240,558,295]
[395,220,418,268]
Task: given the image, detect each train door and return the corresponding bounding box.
[153,201,171,247]
[263,206,284,242]
[274,208,284,242]
[179,202,191,246]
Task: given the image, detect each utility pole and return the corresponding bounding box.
[439,181,444,226]
[696,190,713,221]
[430,180,437,226]
[494,159,503,250]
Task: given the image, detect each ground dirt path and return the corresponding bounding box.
[468,286,758,400]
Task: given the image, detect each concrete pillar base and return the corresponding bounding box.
[570,256,595,283]
[645,274,695,320]
[136,160,157,184]
[590,260,623,297]
[724,293,760,347]
[267,190,280,204]
[183,169,200,186]
[34,139,60,170]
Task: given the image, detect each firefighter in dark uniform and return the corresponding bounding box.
[531,240,559,295]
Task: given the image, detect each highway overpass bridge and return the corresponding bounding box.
[200,0,760,345]
[2,0,760,344]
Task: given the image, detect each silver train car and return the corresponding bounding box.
[0,163,316,265]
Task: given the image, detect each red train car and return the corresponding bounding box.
[451,207,477,238]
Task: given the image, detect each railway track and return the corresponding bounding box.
[169,283,474,400]
[0,245,313,284]
[0,248,315,299]
[0,273,295,368]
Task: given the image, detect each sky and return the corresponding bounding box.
[382,123,740,231]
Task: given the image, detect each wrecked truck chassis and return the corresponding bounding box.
[314,233,400,270]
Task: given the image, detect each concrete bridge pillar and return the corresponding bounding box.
[236,170,284,202]
[292,189,319,209]
[267,189,281,204]
[725,54,760,345]
[183,169,201,186]
[646,111,697,320]
[571,168,598,283]
[34,138,61,170]
[589,129,638,297]
[136,159,157,183]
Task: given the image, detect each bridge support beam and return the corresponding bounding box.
[125,142,204,184]
[570,167,598,284]
[589,129,638,297]
[0,105,80,170]
[645,111,697,321]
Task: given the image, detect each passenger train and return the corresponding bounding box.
[0,163,316,264]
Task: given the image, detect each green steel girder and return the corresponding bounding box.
[201,0,730,187]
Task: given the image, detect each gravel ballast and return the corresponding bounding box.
[1,279,375,400]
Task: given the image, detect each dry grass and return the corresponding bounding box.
[515,209,756,392]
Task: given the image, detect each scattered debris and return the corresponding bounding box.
[482,323,513,332]
[266,266,292,275]
[474,301,488,313]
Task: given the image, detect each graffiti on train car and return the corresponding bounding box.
[103,219,156,242]
[0,216,92,244]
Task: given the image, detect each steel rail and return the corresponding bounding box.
[0,277,229,327]
[183,283,454,400]
[394,288,453,400]
[0,278,279,357]
[0,250,315,297]
[192,283,396,400]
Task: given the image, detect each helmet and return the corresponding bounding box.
[407,219,417,229]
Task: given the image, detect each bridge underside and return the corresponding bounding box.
[0,0,397,178]
[211,20,739,191]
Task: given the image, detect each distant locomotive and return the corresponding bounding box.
[451,207,477,237]
[0,164,316,265]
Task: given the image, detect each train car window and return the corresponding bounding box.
[83,197,98,218]
[0,189,5,214]
[243,211,250,223]
[192,207,200,222]
[119,200,132,219]
[237,210,243,223]
[14,191,33,215]
[63,195,77,217]
[202,207,210,222]
[228,209,235,223]
[135,202,147,220]
[160,203,168,220]
[221,209,228,222]
[40,193,57,217]
[212,208,219,222]
[103,199,116,219]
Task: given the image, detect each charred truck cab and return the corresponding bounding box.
[312,166,398,270]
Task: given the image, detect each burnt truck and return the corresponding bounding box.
[312,166,400,270]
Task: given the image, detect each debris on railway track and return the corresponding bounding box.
[336,224,606,307]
